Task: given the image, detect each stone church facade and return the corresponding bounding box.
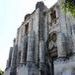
[4,0,75,75]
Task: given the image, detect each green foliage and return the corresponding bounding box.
[0,69,4,75]
[62,0,75,17]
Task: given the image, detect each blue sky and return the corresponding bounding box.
[0,0,57,71]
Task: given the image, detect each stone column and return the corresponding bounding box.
[37,2,47,74]
[39,40,47,75]
[39,40,45,63]
[57,32,66,57]
[26,31,38,75]
[20,37,25,63]
[8,47,13,67]
[27,31,35,62]
[21,35,28,63]
[6,47,13,69]
[10,39,18,75]
[72,26,75,53]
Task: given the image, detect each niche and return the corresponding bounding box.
[48,32,58,58]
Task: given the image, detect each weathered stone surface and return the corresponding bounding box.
[4,0,75,75]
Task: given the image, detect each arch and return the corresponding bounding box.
[47,31,58,58]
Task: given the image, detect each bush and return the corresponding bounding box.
[0,69,4,75]
[63,0,75,17]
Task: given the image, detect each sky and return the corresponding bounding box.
[0,0,57,71]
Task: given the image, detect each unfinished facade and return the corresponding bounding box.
[4,0,75,75]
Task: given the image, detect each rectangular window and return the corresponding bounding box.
[50,10,56,24]
[25,23,29,35]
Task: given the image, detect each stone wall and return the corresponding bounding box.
[4,1,75,75]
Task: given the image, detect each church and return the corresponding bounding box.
[4,0,75,75]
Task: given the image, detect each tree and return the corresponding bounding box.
[0,69,4,75]
[62,0,75,17]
